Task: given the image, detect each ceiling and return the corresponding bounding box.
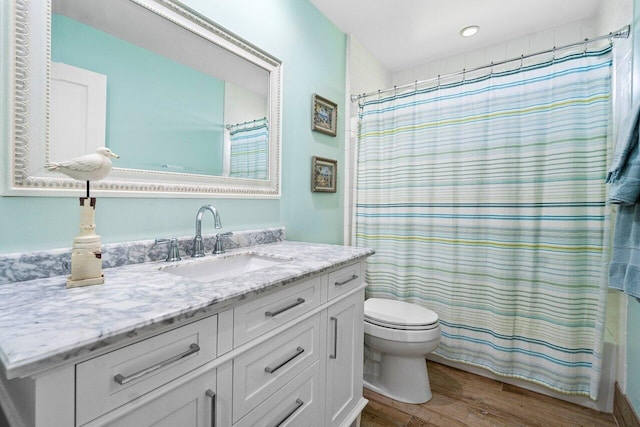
[310,0,605,72]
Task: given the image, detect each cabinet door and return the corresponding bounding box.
[325,289,365,427]
[99,370,216,427]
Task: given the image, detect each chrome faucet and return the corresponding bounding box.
[192,205,222,257]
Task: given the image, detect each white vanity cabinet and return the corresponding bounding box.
[225,263,367,427]
[325,263,366,427]
[0,260,367,427]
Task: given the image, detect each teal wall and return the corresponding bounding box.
[180,0,346,245]
[627,0,640,416]
[0,0,346,253]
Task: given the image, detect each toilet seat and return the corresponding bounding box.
[364,298,438,331]
[365,317,439,331]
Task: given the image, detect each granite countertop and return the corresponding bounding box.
[0,241,374,379]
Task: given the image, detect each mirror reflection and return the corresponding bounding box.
[51,0,270,179]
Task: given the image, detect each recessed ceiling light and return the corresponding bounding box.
[460,25,480,37]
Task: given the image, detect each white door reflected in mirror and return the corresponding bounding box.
[50,62,106,163]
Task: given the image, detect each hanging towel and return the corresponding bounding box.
[607,100,640,205]
[608,101,640,299]
[609,204,640,299]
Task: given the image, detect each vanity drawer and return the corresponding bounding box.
[327,262,364,300]
[233,361,320,427]
[233,276,322,346]
[233,314,320,423]
[76,315,217,425]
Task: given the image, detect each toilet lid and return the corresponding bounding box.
[364,298,438,328]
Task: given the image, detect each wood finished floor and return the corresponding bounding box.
[361,362,617,427]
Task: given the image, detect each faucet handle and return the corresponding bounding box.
[213,232,233,255]
[155,238,182,262]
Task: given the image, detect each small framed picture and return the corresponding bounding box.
[312,94,337,137]
[311,156,337,193]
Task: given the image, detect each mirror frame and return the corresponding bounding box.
[4,0,282,198]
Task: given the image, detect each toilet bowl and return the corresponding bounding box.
[363,298,441,404]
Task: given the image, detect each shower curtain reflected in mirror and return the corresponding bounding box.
[355,48,613,398]
[224,118,269,180]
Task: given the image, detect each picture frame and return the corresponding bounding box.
[312,94,338,137]
[311,156,337,193]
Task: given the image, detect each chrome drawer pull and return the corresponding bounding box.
[330,316,338,359]
[335,274,358,286]
[274,399,304,427]
[264,347,305,374]
[265,298,305,317]
[206,389,216,427]
[113,343,200,385]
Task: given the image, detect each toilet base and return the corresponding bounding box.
[363,354,432,404]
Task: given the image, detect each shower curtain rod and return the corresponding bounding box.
[225,116,268,130]
[350,24,630,103]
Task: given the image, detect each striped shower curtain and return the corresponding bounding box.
[355,48,612,398]
[229,119,269,179]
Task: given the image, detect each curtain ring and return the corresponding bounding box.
[520,54,524,70]
[609,32,614,47]
[583,38,588,55]
[490,61,494,75]
[552,46,556,63]
[414,80,418,94]
[437,74,441,88]
[358,92,367,112]
[393,85,397,97]
[378,89,381,100]
[462,68,466,83]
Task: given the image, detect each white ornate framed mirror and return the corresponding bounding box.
[4,0,282,197]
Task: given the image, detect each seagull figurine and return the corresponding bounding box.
[46,147,120,197]
[46,147,120,181]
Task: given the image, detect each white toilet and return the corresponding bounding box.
[363,298,441,404]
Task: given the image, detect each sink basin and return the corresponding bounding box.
[160,253,291,283]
